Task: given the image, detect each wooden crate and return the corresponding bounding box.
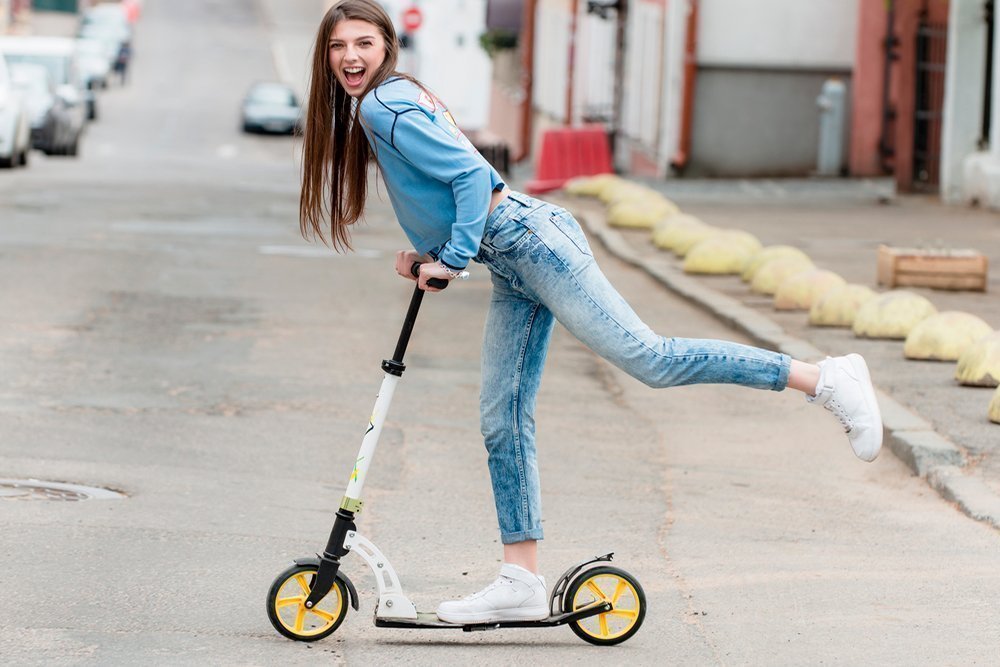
[877,245,989,291]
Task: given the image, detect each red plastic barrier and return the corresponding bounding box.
[524,125,613,194]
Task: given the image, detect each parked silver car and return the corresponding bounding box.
[76,37,114,91]
[78,4,132,86]
[0,37,87,156]
[241,82,302,135]
[9,62,78,156]
[0,54,31,168]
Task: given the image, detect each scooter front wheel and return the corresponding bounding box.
[266,563,349,642]
[564,566,646,646]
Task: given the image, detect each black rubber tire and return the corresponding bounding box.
[266,563,349,642]
[564,565,646,646]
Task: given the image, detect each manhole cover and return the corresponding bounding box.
[0,479,125,502]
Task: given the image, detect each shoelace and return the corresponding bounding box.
[465,576,512,600]
[824,397,854,433]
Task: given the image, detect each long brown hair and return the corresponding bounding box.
[300,0,402,249]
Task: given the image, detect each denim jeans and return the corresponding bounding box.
[474,191,791,544]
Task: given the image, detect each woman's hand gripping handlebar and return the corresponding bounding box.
[395,250,469,292]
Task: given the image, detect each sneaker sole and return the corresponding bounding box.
[436,606,550,624]
[846,353,882,462]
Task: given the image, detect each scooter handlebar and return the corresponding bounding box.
[410,261,469,290]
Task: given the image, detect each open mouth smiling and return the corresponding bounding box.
[343,66,366,87]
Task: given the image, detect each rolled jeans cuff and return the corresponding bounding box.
[500,527,544,545]
[772,353,792,391]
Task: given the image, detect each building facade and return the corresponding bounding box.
[484,0,997,207]
[525,0,858,178]
[2,0,33,34]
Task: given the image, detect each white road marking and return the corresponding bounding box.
[258,245,383,259]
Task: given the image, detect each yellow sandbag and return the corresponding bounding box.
[989,386,1000,424]
[716,230,762,254]
[671,225,721,257]
[955,331,1000,387]
[903,312,994,361]
[750,256,815,295]
[564,174,621,197]
[598,179,651,204]
[651,214,705,251]
[741,245,811,282]
[683,235,758,274]
[607,198,679,229]
[808,284,878,327]
[773,269,846,311]
[607,188,670,209]
[852,290,937,340]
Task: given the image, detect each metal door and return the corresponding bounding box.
[912,20,948,190]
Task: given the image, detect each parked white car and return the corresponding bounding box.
[0,37,87,157]
[76,37,114,91]
[0,54,31,169]
[9,62,79,155]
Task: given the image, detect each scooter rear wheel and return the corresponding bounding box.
[266,563,349,642]
[564,566,646,645]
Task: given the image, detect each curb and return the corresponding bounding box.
[557,194,1000,531]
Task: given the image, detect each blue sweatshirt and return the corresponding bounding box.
[358,77,505,270]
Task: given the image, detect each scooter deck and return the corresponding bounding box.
[374,600,612,631]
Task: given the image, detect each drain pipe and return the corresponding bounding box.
[878,0,898,173]
[609,0,628,160]
[565,0,579,125]
[517,0,538,163]
[670,0,699,171]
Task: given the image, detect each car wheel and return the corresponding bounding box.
[0,153,14,169]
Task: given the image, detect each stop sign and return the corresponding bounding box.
[402,6,422,31]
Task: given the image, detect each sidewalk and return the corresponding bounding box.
[545,179,1000,530]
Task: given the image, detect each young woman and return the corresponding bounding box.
[301,0,883,625]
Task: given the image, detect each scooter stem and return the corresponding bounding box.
[388,283,426,369]
[304,283,435,610]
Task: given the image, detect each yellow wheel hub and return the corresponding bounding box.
[572,573,642,641]
[272,569,344,638]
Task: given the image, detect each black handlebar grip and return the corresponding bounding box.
[410,261,449,290]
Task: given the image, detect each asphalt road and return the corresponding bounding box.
[1,1,999,665]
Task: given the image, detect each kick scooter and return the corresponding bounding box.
[266,264,646,645]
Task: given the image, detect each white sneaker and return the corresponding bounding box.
[808,354,883,462]
[436,563,549,624]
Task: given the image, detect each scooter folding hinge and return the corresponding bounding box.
[340,496,363,513]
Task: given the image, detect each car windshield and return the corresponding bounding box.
[1,53,68,85]
[82,8,128,28]
[79,24,128,41]
[250,86,296,106]
[10,67,50,95]
[76,40,106,55]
